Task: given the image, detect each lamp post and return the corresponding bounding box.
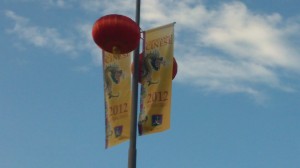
[92,0,141,167]
[128,1,141,168]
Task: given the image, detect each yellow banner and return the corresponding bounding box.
[138,23,175,136]
[103,51,132,148]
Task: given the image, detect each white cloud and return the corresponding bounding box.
[4,1,300,100]
[5,10,76,55]
[80,0,135,18]
[75,23,102,66]
[141,0,212,29]
[198,2,300,70]
[4,10,102,69]
[137,1,300,99]
[3,0,72,8]
[47,0,66,8]
[5,10,46,46]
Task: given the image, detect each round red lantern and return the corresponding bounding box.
[130,54,143,83]
[92,14,140,54]
[172,57,178,80]
[131,54,178,82]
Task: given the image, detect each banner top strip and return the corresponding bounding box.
[144,22,176,33]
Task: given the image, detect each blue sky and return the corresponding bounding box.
[1,0,300,168]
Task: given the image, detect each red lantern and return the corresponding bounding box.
[131,54,178,82]
[172,57,178,80]
[92,14,140,54]
[130,54,143,83]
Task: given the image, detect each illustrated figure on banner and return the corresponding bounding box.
[141,50,166,86]
[104,64,124,99]
[139,50,169,132]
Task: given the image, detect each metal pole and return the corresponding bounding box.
[128,0,140,168]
